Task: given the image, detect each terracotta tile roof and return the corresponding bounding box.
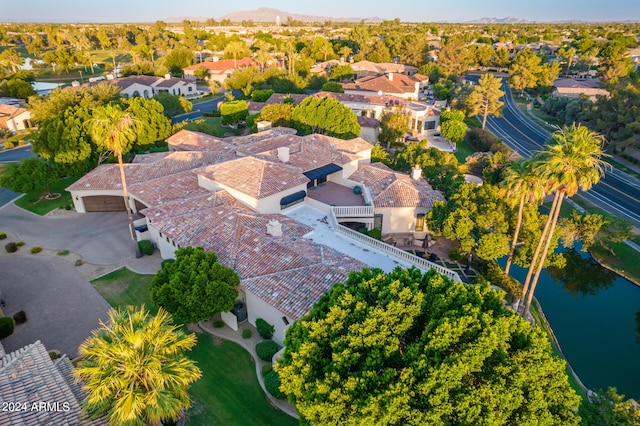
[343,73,425,94]
[264,93,308,105]
[166,130,232,151]
[235,134,304,156]
[183,57,256,72]
[350,163,445,208]
[351,60,419,75]
[132,152,172,164]
[68,151,233,192]
[129,170,209,207]
[153,77,191,88]
[313,90,409,106]
[141,190,245,221]
[112,75,159,90]
[198,157,308,199]
[0,341,108,425]
[229,127,298,145]
[0,104,27,117]
[357,115,380,128]
[309,133,373,154]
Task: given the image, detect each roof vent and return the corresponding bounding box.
[411,164,422,181]
[277,146,290,163]
[267,220,282,237]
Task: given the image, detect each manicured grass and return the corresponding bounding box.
[180,117,240,138]
[186,335,297,426]
[90,267,157,312]
[191,94,214,104]
[14,176,79,215]
[590,241,640,284]
[464,116,482,129]
[454,139,475,163]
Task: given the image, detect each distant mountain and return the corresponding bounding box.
[466,16,531,24]
[219,7,381,23]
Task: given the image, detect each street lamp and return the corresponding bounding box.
[79,70,84,84]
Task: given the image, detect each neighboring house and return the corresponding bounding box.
[350,60,419,78]
[357,116,380,143]
[183,57,257,84]
[627,47,640,71]
[551,78,610,101]
[106,74,199,99]
[0,104,31,133]
[343,72,429,100]
[0,340,108,425]
[68,128,448,344]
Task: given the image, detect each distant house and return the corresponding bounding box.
[0,104,31,133]
[552,78,610,101]
[350,60,419,78]
[343,73,429,100]
[108,74,199,99]
[357,116,380,143]
[183,57,257,84]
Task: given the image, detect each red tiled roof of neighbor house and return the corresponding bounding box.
[264,93,309,105]
[309,133,373,154]
[350,60,419,75]
[112,75,159,90]
[350,162,445,208]
[343,73,426,94]
[183,57,256,72]
[313,91,407,106]
[198,156,308,199]
[166,130,233,151]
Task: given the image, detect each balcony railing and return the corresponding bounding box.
[331,205,374,218]
[328,209,461,282]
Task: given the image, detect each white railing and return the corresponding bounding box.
[329,210,461,282]
[362,186,374,206]
[331,205,374,217]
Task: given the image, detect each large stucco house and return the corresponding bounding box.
[91,74,199,99]
[343,72,429,100]
[0,104,31,133]
[67,128,451,343]
[183,57,257,84]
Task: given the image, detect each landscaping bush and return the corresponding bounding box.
[242,329,252,339]
[256,340,279,362]
[0,316,15,338]
[0,232,6,240]
[5,242,17,253]
[30,246,43,254]
[160,258,175,269]
[474,260,523,301]
[264,370,286,399]
[4,140,15,149]
[261,364,272,375]
[368,229,382,241]
[75,259,84,266]
[13,310,27,325]
[255,318,274,339]
[57,249,70,255]
[16,241,24,247]
[465,127,500,152]
[138,240,153,256]
[213,319,225,328]
[251,89,275,102]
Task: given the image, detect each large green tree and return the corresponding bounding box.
[74,306,201,426]
[0,158,59,195]
[277,267,581,426]
[508,48,541,95]
[467,73,505,129]
[379,104,410,149]
[437,36,474,76]
[150,246,239,324]
[123,97,172,147]
[291,97,361,139]
[0,48,24,73]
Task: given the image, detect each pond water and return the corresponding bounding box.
[504,246,640,400]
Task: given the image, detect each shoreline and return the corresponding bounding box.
[588,248,640,288]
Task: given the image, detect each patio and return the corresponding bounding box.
[306,182,365,206]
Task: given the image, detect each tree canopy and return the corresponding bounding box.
[150,247,239,324]
[220,100,249,127]
[0,158,59,194]
[291,97,361,139]
[277,267,580,426]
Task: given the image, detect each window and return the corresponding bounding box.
[415,213,426,232]
[424,120,436,130]
[374,214,383,231]
[188,86,193,92]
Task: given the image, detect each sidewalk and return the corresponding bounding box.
[198,319,299,419]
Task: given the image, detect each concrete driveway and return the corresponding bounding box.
[0,204,135,264]
[0,255,111,358]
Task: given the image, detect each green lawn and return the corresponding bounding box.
[590,241,640,284]
[180,117,240,138]
[464,116,482,129]
[14,176,79,215]
[90,267,157,312]
[187,336,297,426]
[2,132,32,148]
[454,139,475,163]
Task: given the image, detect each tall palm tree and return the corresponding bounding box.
[338,46,352,63]
[224,41,246,69]
[319,44,334,62]
[88,105,140,256]
[499,159,545,277]
[74,306,202,425]
[521,124,608,316]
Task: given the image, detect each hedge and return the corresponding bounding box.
[256,340,279,362]
[251,89,275,102]
[30,246,43,254]
[138,240,153,256]
[255,318,274,339]
[264,370,286,399]
[0,232,6,240]
[0,316,15,339]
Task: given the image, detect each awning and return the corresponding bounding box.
[303,163,343,181]
[280,190,307,206]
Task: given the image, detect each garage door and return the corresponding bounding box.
[83,195,126,212]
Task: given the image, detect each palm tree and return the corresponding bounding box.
[88,105,140,257]
[318,44,334,62]
[338,46,352,63]
[224,41,246,69]
[521,124,608,316]
[499,159,545,277]
[74,306,202,425]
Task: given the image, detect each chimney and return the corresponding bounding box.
[164,73,171,80]
[266,220,282,237]
[411,164,422,181]
[387,72,393,81]
[277,146,290,163]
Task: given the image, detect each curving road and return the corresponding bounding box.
[467,75,640,228]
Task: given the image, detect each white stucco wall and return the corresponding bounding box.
[4,111,31,132]
[120,83,154,99]
[375,206,428,235]
[360,126,379,143]
[245,288,292,345]
[255,183,308,214]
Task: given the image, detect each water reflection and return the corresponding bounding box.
[547,249,616,296]
[636,310,640,344]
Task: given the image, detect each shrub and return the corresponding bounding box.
[264,370,286,399]
[261,364,272,375]
[4,140,15,149]
[242,329,252,339]
[0,316,15,339]
[75,259,84,266]
[251,89,275,102]
[138,240,153,256]
[256,340,279,362]
[465,127,500,152]
[16,241,25,246]
[13,310,27,325]
[213,319,225,328]
[18,140,26,146]
[475,260,523,301]
[0,232,6,240]
[321,81,344,93]
[5,242,17,253]
[30,246,43,254]
[57,249,70,255]
[368,229,382,240]
[255,318,274,339]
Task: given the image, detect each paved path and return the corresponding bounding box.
[0,204,135,264]
[0,255,111,358]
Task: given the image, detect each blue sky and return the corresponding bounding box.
[2,0,639,22]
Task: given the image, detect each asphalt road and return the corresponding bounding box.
[172,95,225,124]
[467,75,640,227]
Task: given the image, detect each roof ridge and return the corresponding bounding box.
[0,340,43,373]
